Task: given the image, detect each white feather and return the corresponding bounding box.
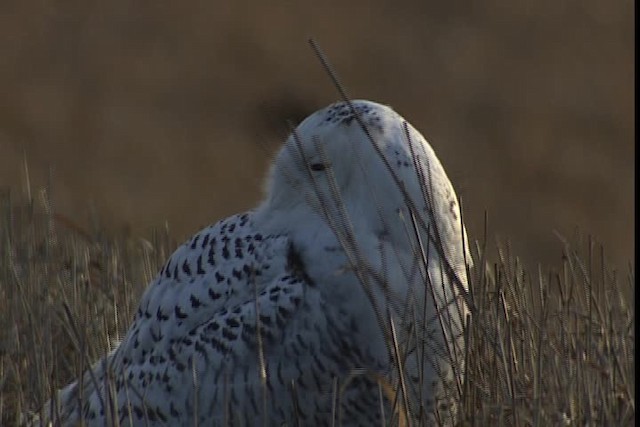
[35,100,472,426]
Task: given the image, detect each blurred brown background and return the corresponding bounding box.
[0,1,634,269]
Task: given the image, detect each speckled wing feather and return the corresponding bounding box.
[52,212,350,426]
[32,99,472,427]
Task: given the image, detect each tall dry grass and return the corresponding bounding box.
[462,220,634,425]
[0,178,633,425]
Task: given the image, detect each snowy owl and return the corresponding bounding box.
[33,100,472,426]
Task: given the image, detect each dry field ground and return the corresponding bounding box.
[0,0,633,267]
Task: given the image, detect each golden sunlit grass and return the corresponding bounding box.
[1,182,633,426]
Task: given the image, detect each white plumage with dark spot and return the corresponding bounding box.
[35,100,472,426]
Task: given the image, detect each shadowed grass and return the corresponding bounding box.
[461,230,634,425]
[0,185,634,426]
[0,187,174,425]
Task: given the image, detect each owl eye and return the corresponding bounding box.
[309,163,327,172]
